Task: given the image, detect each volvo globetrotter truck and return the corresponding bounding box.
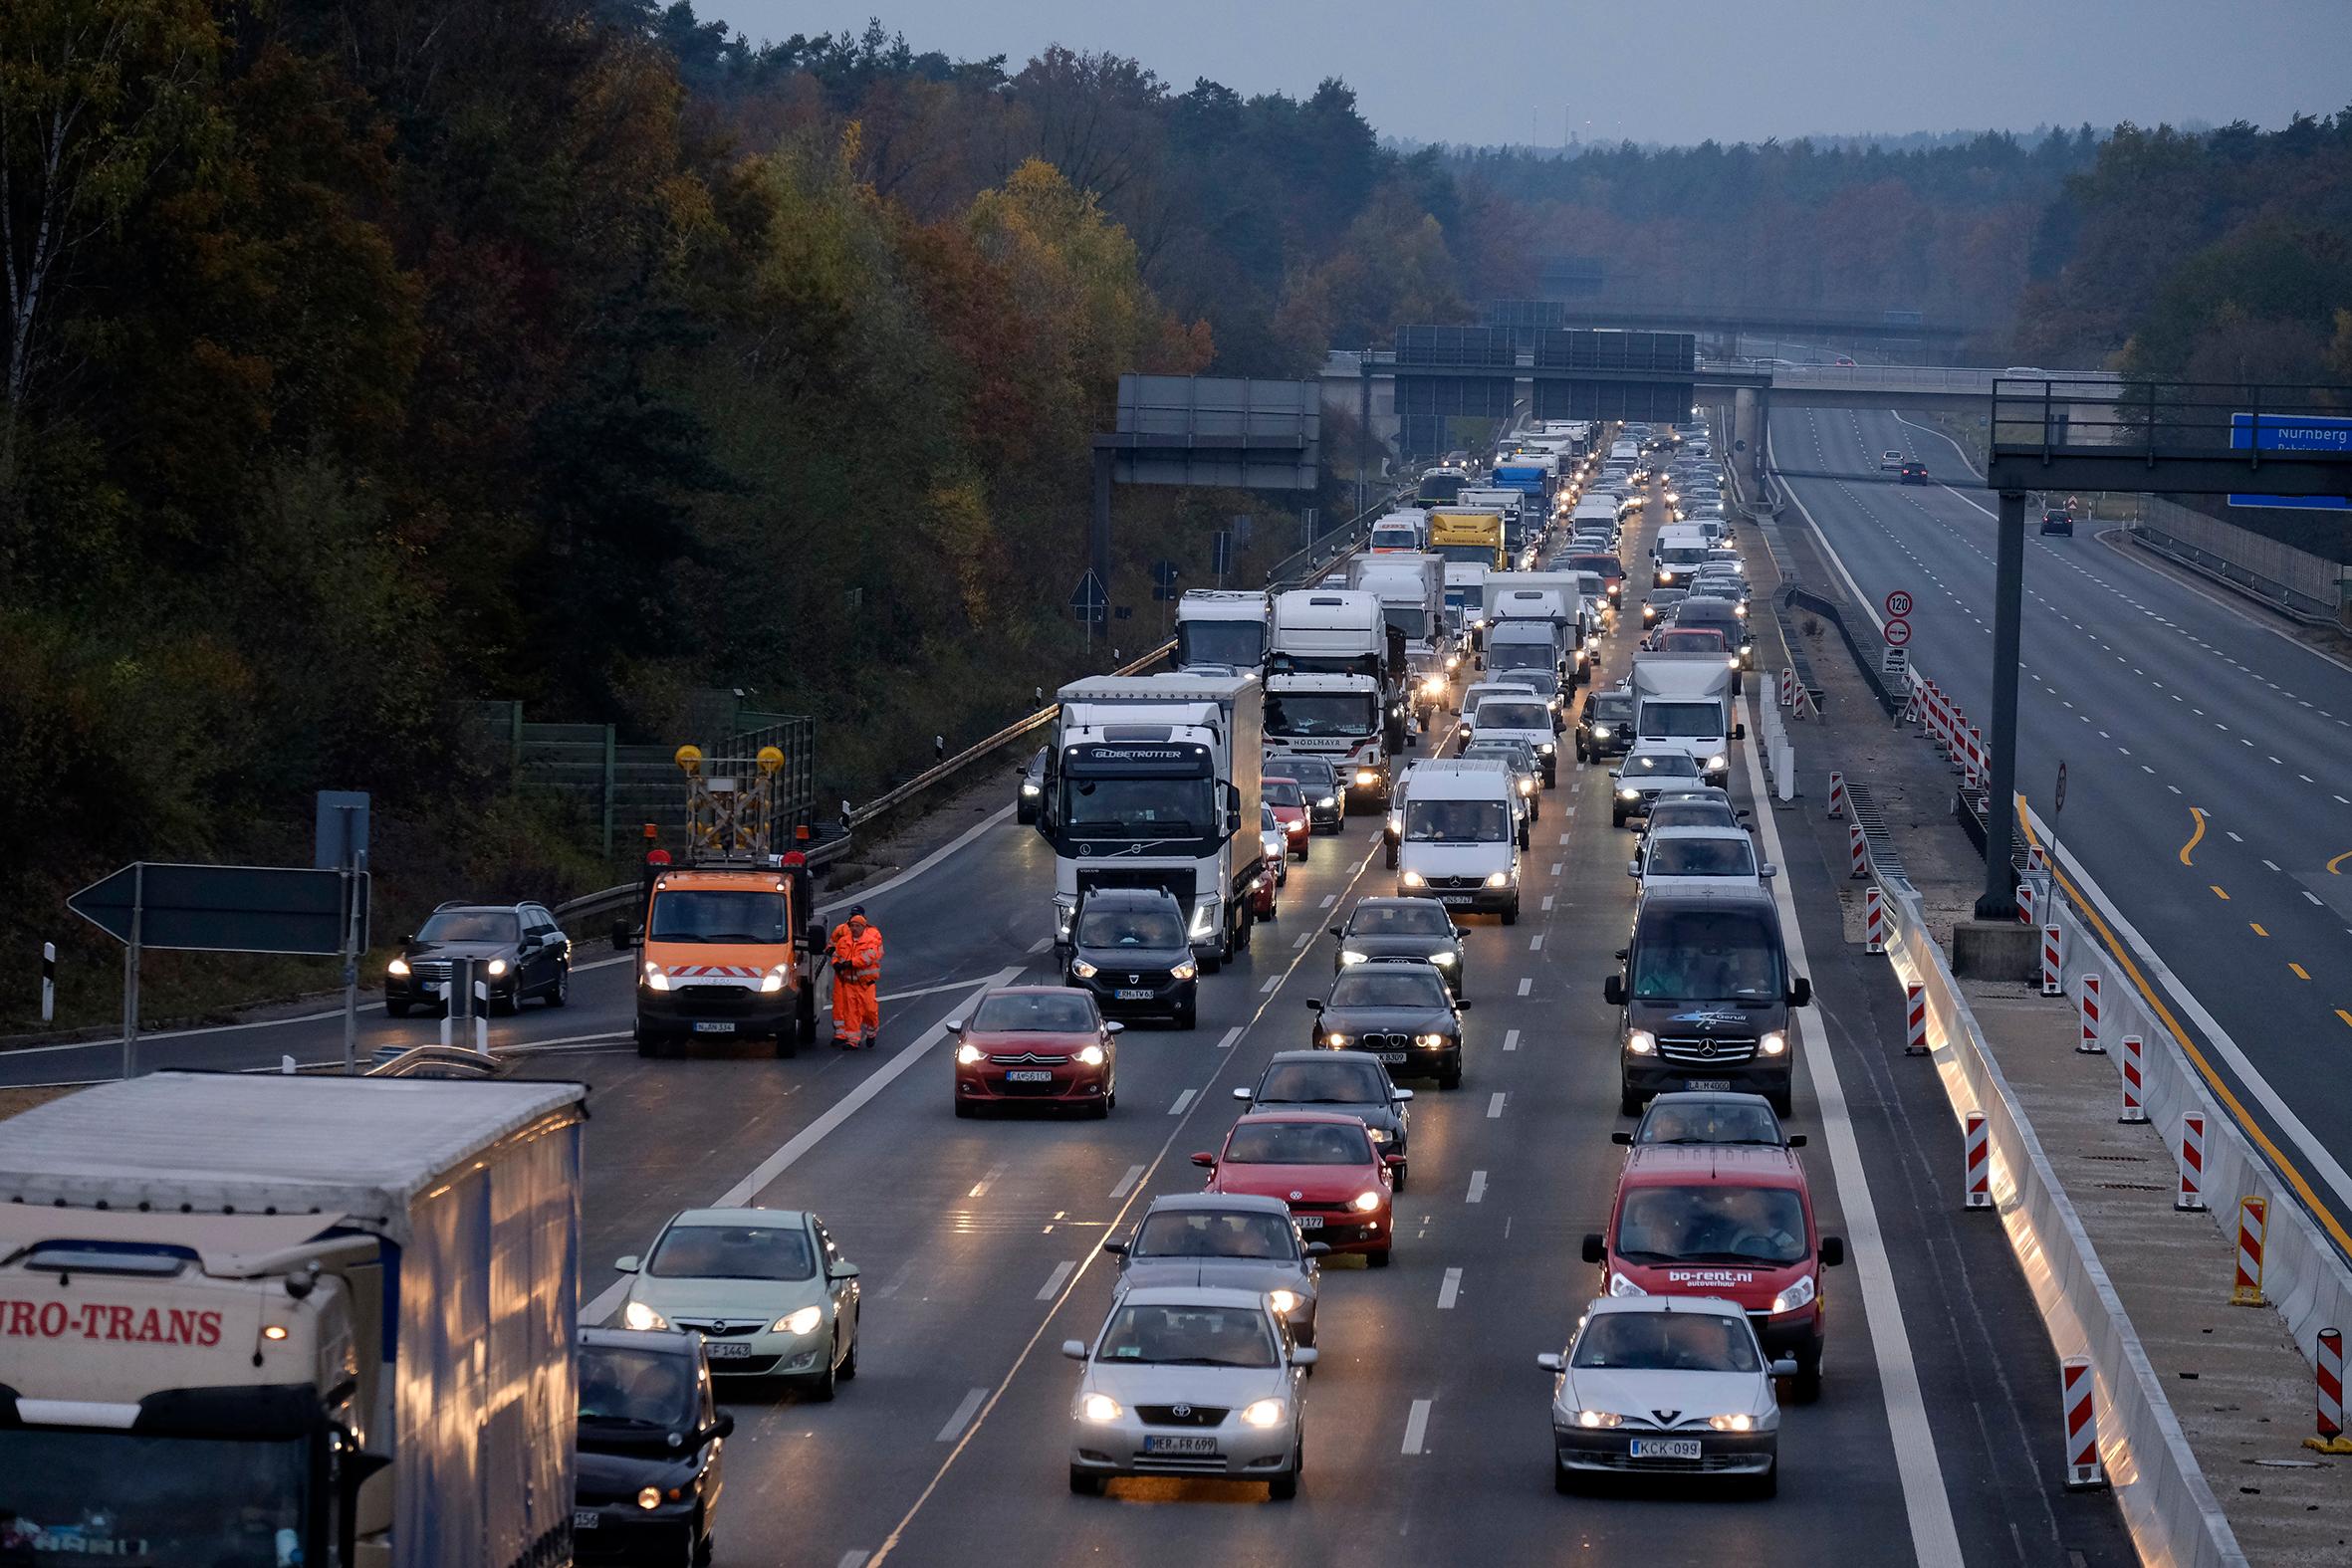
[1042,671,1265,971]
[1174,589,1271,673]
[1270,588,1404,790]
[0,1072,588,1568]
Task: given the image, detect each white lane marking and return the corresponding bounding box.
[1467,1170,1488,1204]
[1528,933,1544,952]
[1217,1026,1244,1050]
[1516,978,1531,997]
[1402,1398,1433,1455]
[1168,1089,1197,1116]
[1437,1267,1463,1309]
[1486,1092,1506,1119]
[820,803,1017,921]
[580,967,1023,1325]
[2262,859,2280,872]
[2307,891,2326,906]
[1109,1164,1146,1199]
[1564,804,1578,817]
[1037,1260,1075,1301]
[1738,695,1963,1567]
[936,1388,989,1443]
[1026,937,1053,955]
[1504,1028,1521,1052]
[1556,832,1572,845]
[1541,894,1555,911]
[2227,831,2243,842]
[1260,976,1283,994]
[1319,893,1337,909]
[1549,862,1563,875]
[838,1554,871,1568]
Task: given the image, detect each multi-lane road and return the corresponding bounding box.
[1771,405,2352,1255]
[1,468,2136,1565]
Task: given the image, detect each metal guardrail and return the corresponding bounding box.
[2126,524,2343,625]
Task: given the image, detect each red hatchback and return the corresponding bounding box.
[1581,1146,1844,1399]
[950,987,1121,1118]
[1264,779,1311,861]
[1194,1112,1400,1266]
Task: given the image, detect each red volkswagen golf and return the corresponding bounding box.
[1193,1112,1400,1267]
[950,987,1121,1118]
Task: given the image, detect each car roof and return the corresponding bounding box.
[1140,1191,1295,1217]
[1235,1109,1377,1129]
[432,901,529,913]
[979,985,1093,999]
[579,1325,700,1355]
[1635,880,1777,913]
[665,1206,810,1228]
[1580,1293,1750,1321]
[1620,1145,1806,1188]
[1645,1090,1778,1114]
[1332,957,1447,979]
[1646,823,1750,842]
[1348,896,1451,915]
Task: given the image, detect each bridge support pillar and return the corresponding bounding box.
[1733,388,1764,479]
[1975,488,2027,919]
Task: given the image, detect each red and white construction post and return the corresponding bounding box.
[1826,771,1847,819]
[2041,925,2063,997]
[2233,1196,2268,1307]
[2306,1329,2352,1455]
[2119,1034,2149,1124]
[1963,1111,1992,1209]
[2061,1358,2106,1489]
[2177,1113,2209,1212]
[1864,884,1886,954]
[1847,823,1868,879]
[2017,876,2036,928]
[1904,984,1929,1056]
[2077,973,2104,1054]
[1779,667,1794,707]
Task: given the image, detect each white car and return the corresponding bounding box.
[1630,824,1773,893]
[1610,744,1706,826]
[1541,1295,1788,1495]
[1879,450,1903,471]
[614,1207,862,1398]
[1064,1285,1314,1497]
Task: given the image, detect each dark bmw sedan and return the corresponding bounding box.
[574,1327,734,1563]
[1306,959,1468,1089]
[384,901,571,1015]
[1065,887,1201,1029]
[1330,896,1466,996]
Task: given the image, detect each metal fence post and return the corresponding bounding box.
[601,726,617,860]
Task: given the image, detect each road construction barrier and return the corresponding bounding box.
[1967,726,1986,789]
[2042,925,2063,996]
[1847,822,1868,879]
[2078,973,2103,1055]
[2234,1197,2268,1307]
[1779,666,1794,707]
[1964,1111,1992,1209]
[2063,1357,2107,1489]
[1827,771,1847,818]
[2177,1114,2208,1212]
[2308,1329,2352,1454]
[1905,984,1928,1055]
[1864,884,1885,954]
[2018,876,2036,928]
[2120,1034,2149,1124]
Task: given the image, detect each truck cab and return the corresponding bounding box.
[1175,589,1271,673]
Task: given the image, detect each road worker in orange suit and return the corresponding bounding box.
[829,908,883,1048]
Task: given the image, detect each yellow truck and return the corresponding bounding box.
[1425,508,1507,571]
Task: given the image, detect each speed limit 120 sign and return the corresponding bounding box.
[1882,616,1913,647]
[1884,588,1914,618]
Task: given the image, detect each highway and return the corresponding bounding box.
[1770,405,2352,1255]
[2,470,2136,1566]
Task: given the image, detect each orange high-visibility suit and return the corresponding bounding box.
[829,917,883,1047]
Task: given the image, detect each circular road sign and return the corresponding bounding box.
[1883,616,1913,647]
[1884,589,1914,618]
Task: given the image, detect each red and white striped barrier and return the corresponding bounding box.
[2027,843,2047,875]
[1779,666,1794,707]
[1826,771,1847,818]
[1967,726,1986,789]
[2307,1328,2352,1454]
[2233,1196,2267,1307]
[1964,1111,1992,1209]
[2176,1113,2208,1212]
[2041,924,2063,996]
[2061,1358,2105,1489]
[2077,972,2103,1054]
[1793,681,1817,721]
[2119,1033,2149,1124]
[1847,822,1868,879]
[1864,884,1885,954]
[1904,984,1928,1056]
[2017,876,2036,928]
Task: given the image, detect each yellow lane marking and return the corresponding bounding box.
[2211,885,2230,900]
[2018,800,2352,1260]
[2290,964,2311,980]
[2250,923,2269,937]
[2329,849,2351,875]
[2178,807,2208,866]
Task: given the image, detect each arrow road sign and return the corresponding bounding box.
[70,862,360,956]
[1882,616,1913,647]
[1884,589,1914,618]
[1069,570,1107,624]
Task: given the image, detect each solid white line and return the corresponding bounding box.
[936,1388,989,1443]
[1738,696,1963,1568]
[1168,1088,1196,1116]
[1260,976,1283,995]
[1109,1164,1146,1199]
[1436,1266,1462,1309]
[1486,1091,1506,1119]
[1401,1398,1432,1455]
[579,966,1021,1325]
[1516,978,1531,997]
[1467,1170,1488,1204]
[1217,1026,1244,1050]
[818,805,1016,921]
[1037,1260,1075,1300]
[1504,1028,1521,1052]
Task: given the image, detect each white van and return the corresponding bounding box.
[1396,759,1524,923]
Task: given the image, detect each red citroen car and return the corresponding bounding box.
[950,987,1121,1118]
[1193,1112,1400,1266]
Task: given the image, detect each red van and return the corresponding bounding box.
[1581,1146,1844,1399]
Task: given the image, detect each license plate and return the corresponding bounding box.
[1436,894,1472,906]
[1630,1438,1703,1460]
[574,1511,599,1530]
[692,1020,736,1034]
[1004,1069,1054,1083]
[1376,1051,1408,1064]
[1143,1435,1220,1456]
[1114,989,1153,1001]
[704,1341,753,1359]
[1684,1078,1732,1091]
[1294,1214,1323,1230]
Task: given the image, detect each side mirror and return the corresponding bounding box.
[1392,1088,1414,1102]
[1610,1130,1633,1146]
[1304,1000,1323,1011]
[1233,1086,1255,1101]
[1613,948,1630,962]
[1733,722,1746,740]
[1100,1238,1129,1256]
[1603,975,1626,1007]
[1060,1339,1088,1362]
[1820,1235,1846,1268]
[1536,1352,1564,1373]
[1327,924,1344,939]
[1767,1357,1800,1379]
[1304,1241,1331,1258]
[1760,864,1777,880]
[806,921,826,952]
[944,1018,965,1034]
[610,921,632,953]
[1190,1152,1216,1169]
[1790,977,1813,1008]
[1786,1134,1807,1148]
[1454,999,1473,1011]
[613,1255,641,1273]
[398,933,413,946]
[1580,1233,1606,1265]
[1626,860,1640,878]
[1105,1020,1125,1035]
[1292,1347,1319,1368]
[697,1413,737,1444]
[827,1261,860,1281]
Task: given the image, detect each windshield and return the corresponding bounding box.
[1640,1099,1784,1146]
[1656,630,1726,652]
[1486,642,1554,673]
[1649,838,1756,878]
[972,992,1098,1032]
[0,1431,312,1564]
[1061,776,1215,837]
[1175,619,1265,669]
[648,1222,816,1280]
[1404,798,1510,843]
[649,889,790,944]
[1417,474,1467,504]
[1649,803,1738,832]
[1615,1185,1809,1266]
[1224,1121,1372,1165]
[1640,703,1726,739]
[1590,697,1634,725]
[1570,1310,1764,1372]
[1661,546,1709,566]
[1133,1210,1300,1259]
[1328,969,1449,1009]
[1570,559,1621,579]
[1097,1303,1279,1367]
[1265,779,1304,808]
[1266,760,1336,791]
[1370,527,1419,550]
[1474,701,1549,731]
[1622,751,1700,779]
[1266,691,1378,738]
[1630,909,1783,1002]
[1347,903,1452,938]
[1380,606,1430,640]
[1259,1059,1387,1103]
[1076,905,1186,949]
[418,909,519,943]
[581,1344,700,1432]
[1463,743,1531,772]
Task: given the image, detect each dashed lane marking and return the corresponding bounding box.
[1168,1089,1196,1116]
[1487,1092,1507,1119]
[1402,1399,1433,1455]
[1109,1164,1145,1199]
[1504,1028,1521,1052]
[1467,1170,1488,1203]
[1437,1267,1463,1310]
[1037,1260,1075,1300]
[936,1388,988,1444]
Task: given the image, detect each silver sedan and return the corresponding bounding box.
[1540,1295,1787,1496]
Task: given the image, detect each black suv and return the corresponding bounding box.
[1307,959,1468,1090]
[385,901,571,1015]
[2039,508,2073,537]
[1064,887,1201,1029]
[1576,689,1636,765]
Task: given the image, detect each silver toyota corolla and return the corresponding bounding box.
[1103,1193,1327,1346]
[1063,1285,1314,1497]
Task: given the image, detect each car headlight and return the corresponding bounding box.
[1617,786,1640,800]
[1421,677,1445,695]
[1400,871,1426,888]
[1519,779,1535,795]
[1607,1271,1647,1298]
[1351,1191,1384,1213]
[1575,1409,1625,1429]
[1076,1043,1106,1067]
[1430,950,1456,966]
[1709,1413,1759,1433]
[642,964,671,992]
[1415,1032,1450,1048]
[1022,783,1041,796]
[760,967,787,994]
[386,957,410,976]
[1386,812,1403,834]
[1625,1029,1657,1055]
[1354,770,1380,786]
[1080,1393,1123,1423]
[1485,871,1512,888]
[1760,1030,1788,1057]
[1536,742,1554,754]
[955,1042,984,1065]
[1240,1398,1289,1429]
[637,1484,663,1510]
[623,1300,667,1331]
[1590,724,1611,740]
[1727,656,1742,670]
[1769,1274,1817,1315]
[1735,603,1749,617]
[775,1305,824,1336]
[1170,961,1199,982]
[1446,654,1462,670]
[1340,949,1369,966]
[1364,1125,1390,1144]
[1267,1289,1301,1315]
[1705,754,1728,773]
[486,958,509,978]
[1323,1032,1351,1047]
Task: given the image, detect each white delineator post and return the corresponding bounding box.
[2061,1358,2105,1489]
[41,941,55,1023]
[1864,885,1885,954]
[1904,984,1928,1056]
[1963,1111,1992,1210]
[2177,1113,2209,1211]
[2077,973,2103,1054]
[2119,1034,2149,1124]
[2041,925,2062,997]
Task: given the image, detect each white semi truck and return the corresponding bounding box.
[1268,587,1402,795]
[1628,651,1742,788]
[1480,570,1591,686]
[1173,588,1270,673]
[1042,671,1265,970]
[0,1071,588,1568]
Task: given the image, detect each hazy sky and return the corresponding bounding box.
[713,0,2352,147]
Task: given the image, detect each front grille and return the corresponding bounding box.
[1573,1450,1751,1473]
[1658,1036,1757,1064]
[408,961,451,984]
[1423,875,1486,891]
[1135,1405,1228,1428]
[1290,1199,1351,1213]
[1127,1454,1228,1474]
[1353,1031,1411,1052]
[671,1318,764,1338]
[681,984,751,1000]
[988,1052,1070,1065]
